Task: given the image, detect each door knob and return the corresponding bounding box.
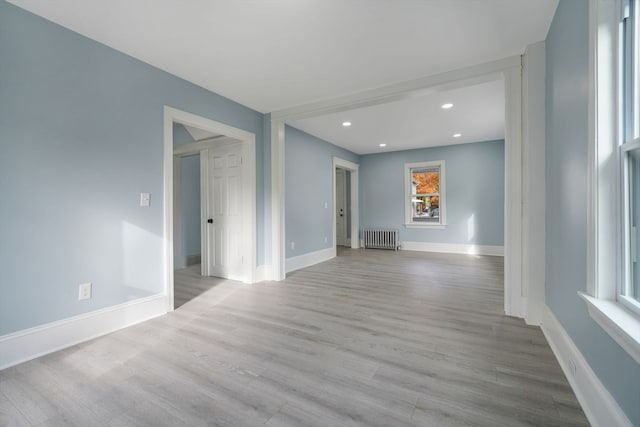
[207,218,213,224]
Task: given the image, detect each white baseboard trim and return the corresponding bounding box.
[286,247,336,273]
[541,306,632,427]
[400,241,504,256]
[0,294,167,370]
[255,264,273,282]
[186,254,201,266]
[174,255,201,270]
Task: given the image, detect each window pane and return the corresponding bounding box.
[628,149,640,302]
[634,0,640,139]
[412,170,439,194]
[411,169,440,223]
[625,0,640,141]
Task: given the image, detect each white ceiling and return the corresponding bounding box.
[290,79,505,154]
[9,0,558,153]
[183,125,221,141]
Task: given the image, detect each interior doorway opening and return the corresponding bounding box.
[332,157,360,252]
[164,106,256,312]
[335,168,350,247]
[173,151,201,271]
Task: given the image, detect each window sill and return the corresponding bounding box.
[404,223,447,229]
[579,292,640,364]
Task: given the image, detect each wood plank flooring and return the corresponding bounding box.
[0,249,589,426]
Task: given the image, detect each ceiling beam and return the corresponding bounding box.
[271,56,521,122]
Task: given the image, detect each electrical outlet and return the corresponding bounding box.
[291,241,295,250]
[325,236,328,243]
[79,282,92,301]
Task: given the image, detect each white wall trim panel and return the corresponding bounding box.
[0,294,166,370]
[401,241,504,256]
[285,247,336,273]
[541,306,633,427]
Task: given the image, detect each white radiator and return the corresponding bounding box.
[362,228,399,250]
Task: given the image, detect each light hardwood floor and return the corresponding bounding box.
[0,249,589,426]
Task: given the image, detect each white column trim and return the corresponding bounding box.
[522,42,547,326]
[503,62,525,318]
[271,120,286,280]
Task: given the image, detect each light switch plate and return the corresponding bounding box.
[140,193,150,207]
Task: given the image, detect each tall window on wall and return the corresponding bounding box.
[583,0,640,364]
[621,0,640,314]
[404,161,446,227]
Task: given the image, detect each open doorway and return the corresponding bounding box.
[272,58,529,320]
[164,107,256,312]
[335,168,349,247]
[173,148,208,309]
[333,157,359,252]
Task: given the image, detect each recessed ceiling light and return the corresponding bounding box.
[379,143,387,147]
[441,103,454,109]
[453,133,462,138]
[342,121,352,127]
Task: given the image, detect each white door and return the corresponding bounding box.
[336,169,347,246]
[202,143,243,280]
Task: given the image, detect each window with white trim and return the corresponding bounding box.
[583,0,640,364]
[405,161,446,227]
[621,0,640,314]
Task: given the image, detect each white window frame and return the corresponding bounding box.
[404,160,446,229]
[581,0,640,364]
[620,0,640,316]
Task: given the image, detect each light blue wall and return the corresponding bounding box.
[172,123,195,147]
[360,140,504,246]
[180,155,201,257]
[285,126,359,258]
[172,124,201,261]
[545,1,640,424]
[0,2,268,335]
